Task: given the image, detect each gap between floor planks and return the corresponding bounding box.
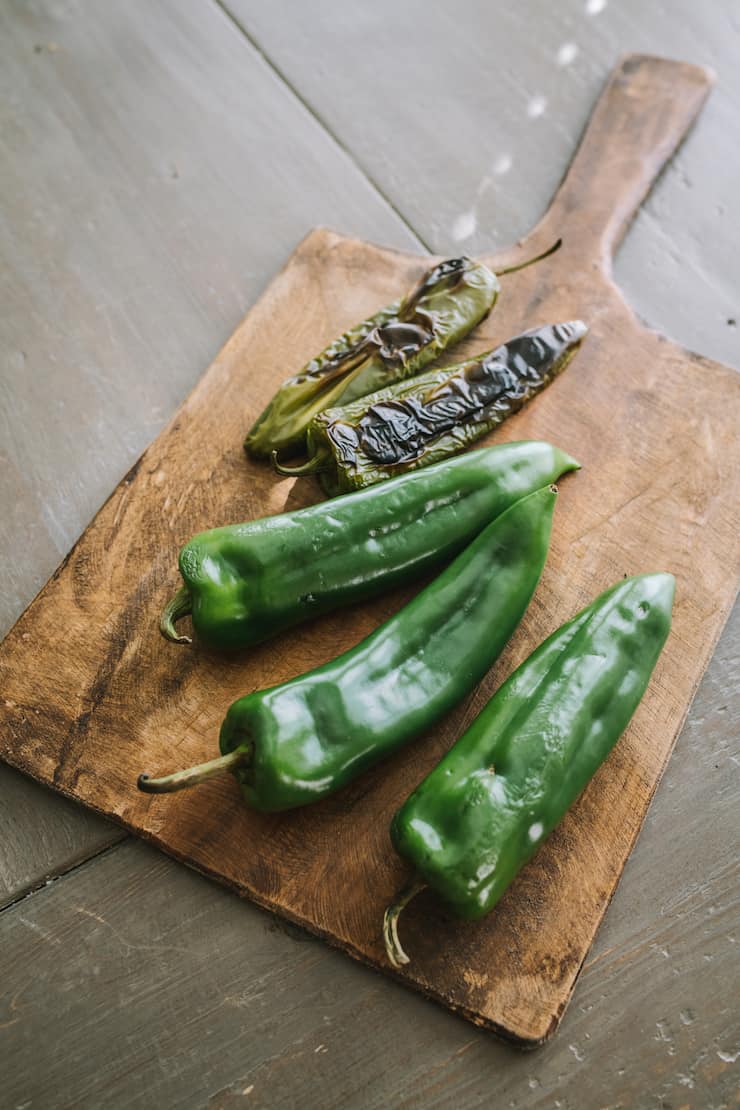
[1,837,126,916]
[211,0,432,254]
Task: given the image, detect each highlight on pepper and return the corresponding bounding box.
[159,441,579,650]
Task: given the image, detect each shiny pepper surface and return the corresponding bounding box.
[160,442,578,649]
[384,573,674,964]
[141,486,559,811]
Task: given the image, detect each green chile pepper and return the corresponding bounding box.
[383,572,675,967]
[140,485,559,812]
[245,243,561,460]
[245,258,499,460]
[279,321,586,496]
[160,441,579,649]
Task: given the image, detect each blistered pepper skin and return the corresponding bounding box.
[303,321,587,496]
[245,257,500,459]
[216,486,559,812]
[161,442,578,650]
[389,574,675,923]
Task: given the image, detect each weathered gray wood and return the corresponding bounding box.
[0,0,417,903]
[0,609,736,1107]
[0,765,121,910]
[225,0,740,370]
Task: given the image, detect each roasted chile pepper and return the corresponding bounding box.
[383,572,675,967]
[140,485,560,811]
[160,441,578,649]
[278,321,586,496]
[245,242,561,460]
[246,257,499,460]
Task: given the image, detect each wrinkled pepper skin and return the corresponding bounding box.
[215,485,559,811]
[245,257,499,459]
[161,441,578,649]
[389,573,674,925]
[300,321,587,496]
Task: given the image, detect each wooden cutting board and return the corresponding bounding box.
[1,55,738,1045]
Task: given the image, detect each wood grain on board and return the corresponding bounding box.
[0,56,738,1043]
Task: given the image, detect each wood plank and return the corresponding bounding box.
[0,0,417,899]
[224,0,740,370]
[0,765,120,910]
[0,57,737,1043]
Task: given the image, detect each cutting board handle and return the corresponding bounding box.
[542,54,713,263]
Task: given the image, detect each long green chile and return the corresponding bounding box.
[383,572,675,967]
[245,257,500,459]
[160,441,578,649]
[140,486,559,812]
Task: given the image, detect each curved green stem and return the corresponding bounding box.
[382,875,427,969]
[160,585,193,645]
[271,449,327,477]
[496,237,562,276]
[138,749,246,794]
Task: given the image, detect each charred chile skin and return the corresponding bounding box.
[303,321,587,496]
[160,442,579,649]
[244,257,499,459]
[213,485,559,811]
[385,573,674,963]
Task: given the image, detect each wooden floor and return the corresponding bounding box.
[1,1,737,1105]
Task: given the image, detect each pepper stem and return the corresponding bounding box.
[137,749,246,794]
[382,875,427,969]
[271,450,328,477]
[160,585,193,645]
[496,237,562,276]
